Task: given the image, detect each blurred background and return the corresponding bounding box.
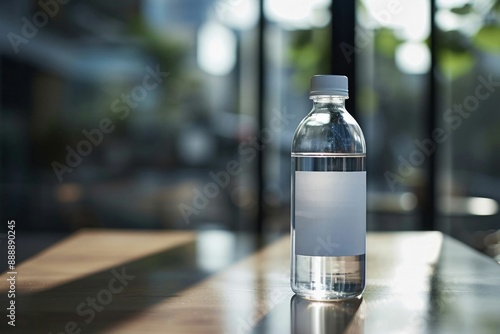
[0,0,499,262]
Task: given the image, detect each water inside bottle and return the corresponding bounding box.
[291,153,365,300]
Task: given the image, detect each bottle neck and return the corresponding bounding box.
[310,95,347,109]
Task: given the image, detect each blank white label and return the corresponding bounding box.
[294,171,366,256]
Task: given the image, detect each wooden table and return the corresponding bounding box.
[1,230,499,333]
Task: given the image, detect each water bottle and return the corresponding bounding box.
[291,75,366,300]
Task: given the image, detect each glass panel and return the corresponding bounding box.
[436,0,500,261]
[356,0,431,230]
[0,0,259,231]
[262,0,332,233]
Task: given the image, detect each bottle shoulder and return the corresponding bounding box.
[292,109,366,154]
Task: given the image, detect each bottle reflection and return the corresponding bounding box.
[290,295,363,334]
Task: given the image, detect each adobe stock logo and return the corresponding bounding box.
[7,0,71,54]
[48,267,135,334]
[214,0,242,19]
[51,65,168,182]
[339,0,402,63]
[314,235,340,256]
[178,107,296,224]
[385,74,500,191]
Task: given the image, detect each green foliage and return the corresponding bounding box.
[288,28,331,92]
[375,28,400,59]
[357,87,378,116]
[473,25,500,53]
[450,4,474,15]
[128,17,186,78]
[438,49,475,80]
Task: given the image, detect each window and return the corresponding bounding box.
[1,0,499,260]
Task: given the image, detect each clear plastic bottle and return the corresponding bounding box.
[291,75,366,300]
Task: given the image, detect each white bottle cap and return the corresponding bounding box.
[310,75,348,97]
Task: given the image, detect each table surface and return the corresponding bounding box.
[1,230,499,334]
